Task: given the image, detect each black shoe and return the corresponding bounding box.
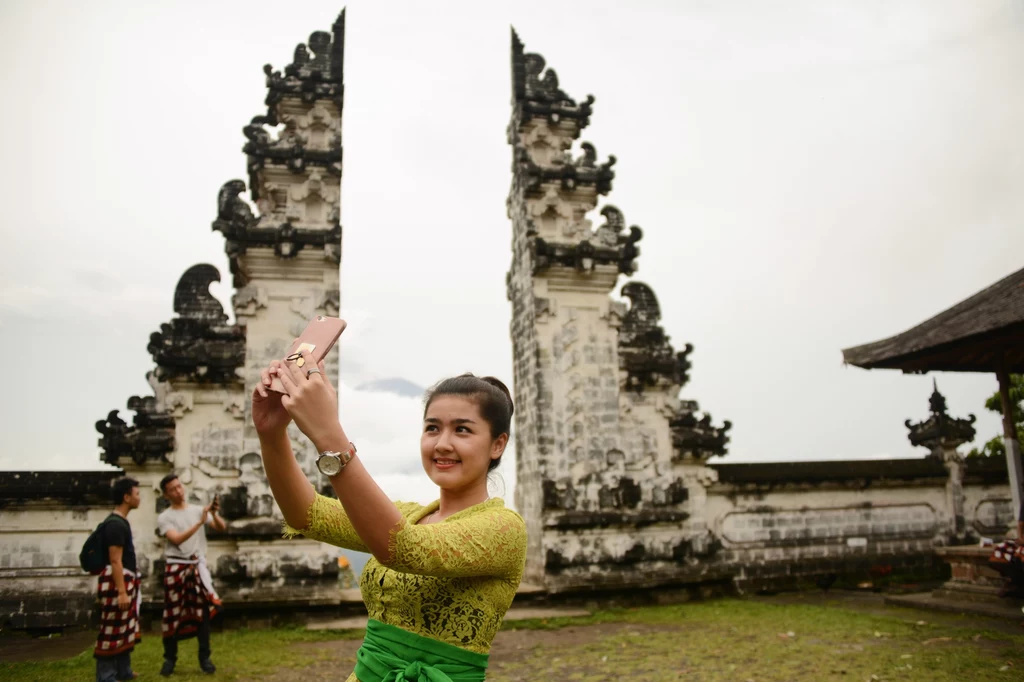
[160,659,175,677]
[199,659,216,674]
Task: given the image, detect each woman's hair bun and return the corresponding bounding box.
[480,376,514,417]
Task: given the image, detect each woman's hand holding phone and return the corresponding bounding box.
[251,316,347,441]
[272,351,346,453]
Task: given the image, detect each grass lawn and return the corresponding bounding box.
[489,599,1024,681]
[0,626,362,682]
[2,598,1021,681]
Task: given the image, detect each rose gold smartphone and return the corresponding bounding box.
[269,316,347,394]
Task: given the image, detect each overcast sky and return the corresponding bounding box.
[0,0,1021,505]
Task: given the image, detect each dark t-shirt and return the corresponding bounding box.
[101,514,137,572]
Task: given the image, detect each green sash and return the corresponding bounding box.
[354,619,489,682]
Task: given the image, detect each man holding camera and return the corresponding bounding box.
[157,474,226,676]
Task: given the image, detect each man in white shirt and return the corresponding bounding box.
[157,474,227,677]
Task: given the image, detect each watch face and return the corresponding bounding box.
[318,454,342,476]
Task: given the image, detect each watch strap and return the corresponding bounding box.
[337,441,356,468]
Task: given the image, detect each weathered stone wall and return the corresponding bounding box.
[0,472,120,629]
[706,458,1011,588]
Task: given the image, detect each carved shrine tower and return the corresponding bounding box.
[507,31,731,591]
[222,12,344,489]
[94,12,346,601]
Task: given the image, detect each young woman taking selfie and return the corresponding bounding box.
[252,347,527,682]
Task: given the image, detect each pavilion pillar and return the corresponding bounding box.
[997,369,1023,523]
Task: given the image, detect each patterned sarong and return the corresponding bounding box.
[94,565,142,657]
[989,539,1024,595]
[990,539,1024,566]
[162,556,222,640]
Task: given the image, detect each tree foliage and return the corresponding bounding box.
[967,374,1024,458]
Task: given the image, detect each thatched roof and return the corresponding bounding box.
[842,266,1024,373]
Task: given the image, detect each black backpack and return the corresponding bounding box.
[79,514,125,574]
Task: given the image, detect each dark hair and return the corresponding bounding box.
[159,473,179,493]
[111,477,140,505]
[424,373,514,471]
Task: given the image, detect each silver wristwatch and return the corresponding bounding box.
[316,442,356,476]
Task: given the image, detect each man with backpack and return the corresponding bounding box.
[90,476,142,682]
[157,473,225,676]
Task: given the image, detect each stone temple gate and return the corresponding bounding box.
[506,31,730,590]
[0,12,1015,631]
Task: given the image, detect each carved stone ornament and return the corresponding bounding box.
[511,29,594,128]
[670,401,732,461]
[96,396,175,466]
[212,179,342,285]
[262,10,345,114]
[519,151,616,195]
[243,114,342,200]
[531,206,641,276]
[618,281,693,392]
[905,380,977,452]
[147,264,246,384]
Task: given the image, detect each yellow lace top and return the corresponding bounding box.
[285,492,527,682]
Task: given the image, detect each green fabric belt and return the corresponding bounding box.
[354,619,489,682]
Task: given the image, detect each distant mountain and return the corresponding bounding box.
[355,377,425,399]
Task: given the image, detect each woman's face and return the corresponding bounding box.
[421,395,506,492]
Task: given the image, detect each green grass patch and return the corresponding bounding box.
[494,599,1024,681]
[0,626,363,682]
[3,599,1021,681]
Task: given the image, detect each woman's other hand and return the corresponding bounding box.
[252,364,293,436]
[275,351,345,451]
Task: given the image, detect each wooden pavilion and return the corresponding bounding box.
[842,265,1024,523]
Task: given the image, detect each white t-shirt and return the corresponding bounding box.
[157,504,209,560]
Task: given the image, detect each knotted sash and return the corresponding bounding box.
[354,619,488,682]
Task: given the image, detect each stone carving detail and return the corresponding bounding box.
[598,478,642,509]
[262,10,345,112]
[215,180,256,237]
[651,478,689,506]
[163,391,194,419]
[511,29,594,127]
[519,153,616,195]
[233,285,269,318]
[212,180,342,285]
[618,281,693,392]
[243,114,342,179]
[532,206,641,275]
[670,401,732,462]
[906,380,977,452]
[147,265,246,384]
[543,480,578,510]
[96,397,175,466]
[314,287,341,316]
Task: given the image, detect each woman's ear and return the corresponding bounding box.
[491,433,508,459]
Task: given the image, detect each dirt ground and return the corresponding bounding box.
[255,623,674,682]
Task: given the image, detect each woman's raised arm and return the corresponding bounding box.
[258,355,403,561]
